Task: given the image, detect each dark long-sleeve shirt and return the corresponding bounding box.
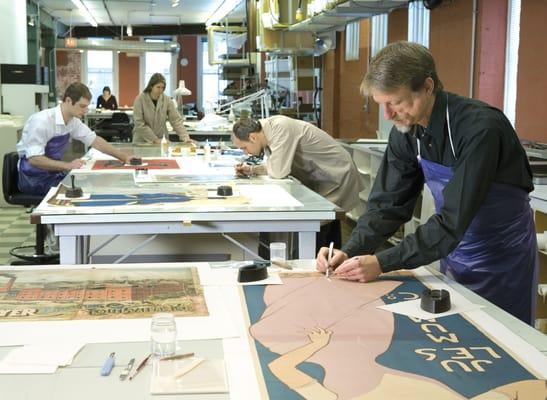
[342,91,533,272]
[97,95,118,110]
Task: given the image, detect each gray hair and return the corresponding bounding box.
[361,41,443,96]
[232,119,262,141]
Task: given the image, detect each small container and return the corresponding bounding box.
[203,140,211,163]
[160,134,169,157]
[150,313,177,357]
[270,242,286,262]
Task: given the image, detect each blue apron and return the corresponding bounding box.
[417,104,538,324]
[18,133,71,196]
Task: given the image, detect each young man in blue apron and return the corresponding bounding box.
[16,82,135,196]
[316,41,538,325]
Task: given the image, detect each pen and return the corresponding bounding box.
[160,352,195,362]
[100,352,115,376]
[128,353,151,381]
[119,358,135,381]
[326,241,334,278]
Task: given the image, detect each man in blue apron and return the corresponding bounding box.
[316,41,538,325]
[16,82,135,196]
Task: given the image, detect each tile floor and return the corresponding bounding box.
[0,207,36,265]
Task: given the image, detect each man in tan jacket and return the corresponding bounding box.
[232,115,363,249]
[132,73,191,144]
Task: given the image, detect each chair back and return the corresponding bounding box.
[111,112,130,124]
[2,152,42,207]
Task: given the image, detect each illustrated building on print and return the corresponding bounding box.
[6,281,187,302]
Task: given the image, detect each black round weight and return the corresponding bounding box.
[237,264,268,283]
[65,187,83,198]
[217,185,233,196]
[420,289,451,313]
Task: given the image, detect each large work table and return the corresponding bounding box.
[32,145,337,264]
[0,261,545,399]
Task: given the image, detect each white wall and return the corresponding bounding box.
[0,0,27,64]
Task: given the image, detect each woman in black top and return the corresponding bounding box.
[96,86,118,110]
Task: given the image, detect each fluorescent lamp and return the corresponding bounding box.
[126,24,133,37]
[206,0,243,26]
[171,0,180,7]
[70,0,98,27]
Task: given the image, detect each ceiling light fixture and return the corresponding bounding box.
[70,0,98,27]
[171,0,180,7]
[126,24,133,37]
[205,0,243,26]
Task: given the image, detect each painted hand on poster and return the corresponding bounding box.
[269,326,337,400]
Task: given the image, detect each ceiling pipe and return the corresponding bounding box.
[56,38,180,53]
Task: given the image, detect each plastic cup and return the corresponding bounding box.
[270,242,287,262]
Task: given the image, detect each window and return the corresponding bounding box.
[503,0,521,127]
[371,14,391,139]
[86,50,113,105]
[144,40,173,95]
[345,21,360,61]
[408,1,430,47]
[199,36,227,112]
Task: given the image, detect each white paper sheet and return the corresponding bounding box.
[377,296,484,320]
[150,358,228,394]
[1,342,84,366]
[0,362,58,374]
[377,266,484,319]
[57,192,91,200]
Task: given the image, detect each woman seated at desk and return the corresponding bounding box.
[132,73,190,144]
[96,86,118,110]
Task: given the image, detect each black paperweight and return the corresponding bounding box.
[237,263,268,283]
[217,185,233,196]
[65,175,83,198]
[420,289,451,313]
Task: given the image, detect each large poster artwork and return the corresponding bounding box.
[243,272,547,399]
[0,268,208,321]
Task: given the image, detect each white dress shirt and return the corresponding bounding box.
[16,105,96,158]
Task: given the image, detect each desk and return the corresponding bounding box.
[34,146,337,264]
[0,262,545,399]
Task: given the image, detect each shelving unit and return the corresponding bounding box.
[219,64,257,98]
[264,56,291,111]
[288,0,407,33]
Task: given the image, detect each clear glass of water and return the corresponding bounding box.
[150,313,177,357]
